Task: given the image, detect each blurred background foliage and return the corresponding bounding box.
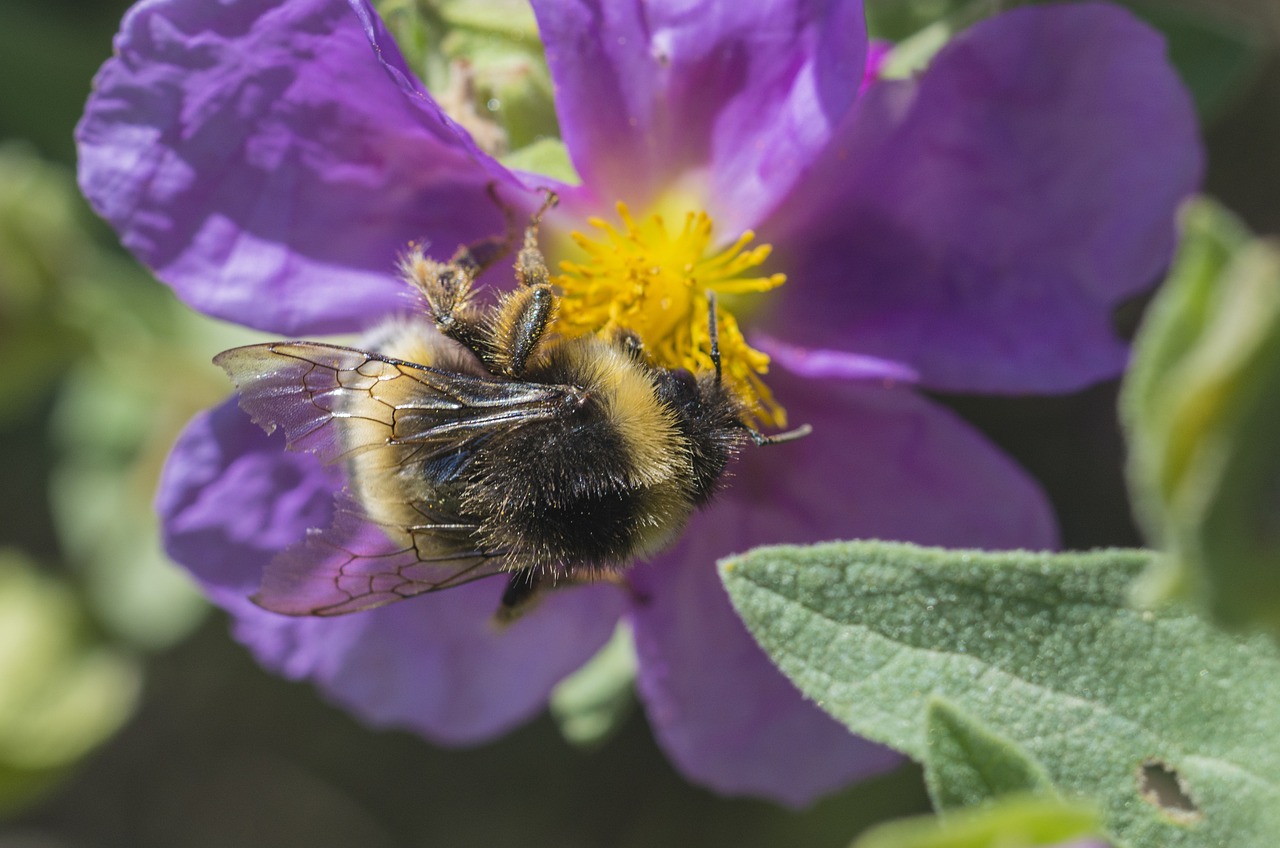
[1122,199,1280,636]
[0,0,1277,845]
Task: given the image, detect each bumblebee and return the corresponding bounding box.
[216,199,807,619]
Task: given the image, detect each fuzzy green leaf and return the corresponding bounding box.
[719,541,1280,848]
[923,698,1055,810]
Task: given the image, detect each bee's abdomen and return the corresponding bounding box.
[463,411,656,570]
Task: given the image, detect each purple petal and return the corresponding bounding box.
[531,0,867,235]
[764,3,1202,394]
[629,537,902,809]
[158,399,625,743]
[755,333,919,384]
[157,398,341,610]
[860,38,892,93]
[78,0,522,336]
[629,372,1058,806]
[244,580,628,745]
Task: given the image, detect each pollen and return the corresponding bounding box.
[553,203,787,427]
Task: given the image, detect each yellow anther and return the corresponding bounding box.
[552,203,786,426]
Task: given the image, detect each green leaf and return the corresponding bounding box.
[549,622,636,748]
[865,0,967,43]
[1122,198,1280,633]
[49,455,208,650]
[1121,201,1251,492]
[879,20,953,81]
[44,305,251,650]
[0,550,140,814]
[500,137,578,184]
[851,795,1099,848]
[719,541,1280,848]
[923,698,1055,810]
[0,144,93,418]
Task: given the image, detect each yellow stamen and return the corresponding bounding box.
[552,202,786,427]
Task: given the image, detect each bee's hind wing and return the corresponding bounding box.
[252,491,508,616]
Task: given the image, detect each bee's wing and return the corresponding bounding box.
[215,341,575,464]
[215,342,576,616]
[252,490,507,616]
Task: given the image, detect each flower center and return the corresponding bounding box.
[552,203,786,426]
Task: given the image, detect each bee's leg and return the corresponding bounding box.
[400,185,523,361]
[513,190,557,289]
[492,568,544,626]
[400,250,489,355]
[483,191,562,377]
[489,284,555,377]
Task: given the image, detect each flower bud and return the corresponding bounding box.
[375,0,559,155]
[1123,198,1280,633]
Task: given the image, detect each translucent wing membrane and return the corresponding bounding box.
[215,342,580,465]
[215,342,581,616]
[253,492,506,616]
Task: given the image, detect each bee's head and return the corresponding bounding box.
[652,366,747,505]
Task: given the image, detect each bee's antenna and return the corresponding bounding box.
[518,188,559,266]
[742,422,813,446]
[483,181,519,247]
[706,291,804,444]
[514,189,559,291]
[457,182,521,273]
[707,291,722,384]
[529,188,559,231]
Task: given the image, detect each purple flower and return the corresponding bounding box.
[77,0,1200,806]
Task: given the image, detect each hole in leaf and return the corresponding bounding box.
[1137,758,1203,824]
